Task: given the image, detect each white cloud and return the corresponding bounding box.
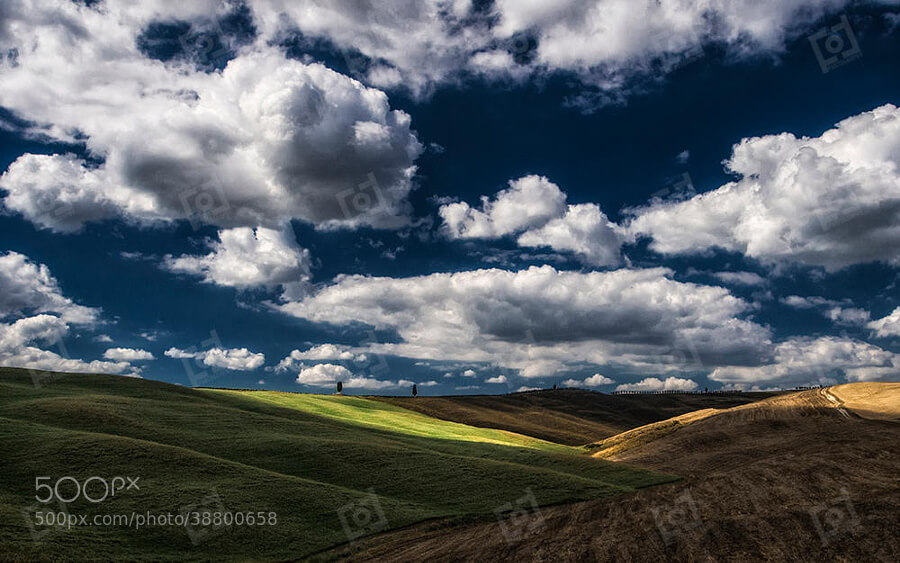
[440,175,567,239]
[629,105,900,270]
[710,336,900,385]
[711,271,767,287]
[0,314,134,375]
[0,251,98,324]
[462,369,477,378]
[277,265,772,377]
[165,346,264,371]
[0,252,130,374]
[485,375,507,384]
[295,363,416,390]
[0,2,422,232]
[562,373,615,387]
[296,363,353,386]
[440,176,623,265]
[250,0,855,100]
[274,344,367,373]
[616,377,698,392]
[868,307,900,337]
[103,348,155,361]
[94,334,113,343]
[165,226,311,296]
[517,204,624,266]
[515,386,541,392]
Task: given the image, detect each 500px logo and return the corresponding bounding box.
[35,476,140,504]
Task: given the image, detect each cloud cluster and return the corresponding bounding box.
[249,0,857,99]
[629,104,900,270]
[615,376,698,392]
[868,307,900,338]
[0,1,422,232]
[277,265,772,377]
[295,362,413,390]
[103,348,155,362]
[710,336,900,385]
[439,175,624,266]
[0,251,99,324]
[0,252,134,374]
[274,344,367,373]
[165,226,311,296]
[562,374,615,387]
[165,346,265,371]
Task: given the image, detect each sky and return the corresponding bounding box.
[1,0,899,395]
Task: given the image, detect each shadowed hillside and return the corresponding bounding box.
[373,389,782,445]
[340,384,900,562]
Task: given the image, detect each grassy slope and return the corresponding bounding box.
[373,389,782,445]
[0,369,675,561]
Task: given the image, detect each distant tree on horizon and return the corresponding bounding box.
[412,384,418,397]
[336,381,343,394]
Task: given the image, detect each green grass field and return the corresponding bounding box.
[0,368,677,561]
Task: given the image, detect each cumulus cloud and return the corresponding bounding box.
[485,375,508,384]
[249,0,856,100]
[275,344,367,373]
[165,346,264,371]
[868,307,900,337]
[710,336,900,385]
[616,377,698,392]
[103,348,155,361]
[440,175,567,239]
[164,226,311,296]
[517,204,624,266]
[562,373,615,387]
[277,265,772,377]
[439,176,624,265]
[296,363,353,385]
[295,362,414,390]
[0,315,134,375]
[0,251,99,324]
[0,252,133,374]
[0,1,422,232]
[629,105,900,269]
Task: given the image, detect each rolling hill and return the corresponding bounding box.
[339,383,900,562]
[0,368,675,561]
[373,389,782,445]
